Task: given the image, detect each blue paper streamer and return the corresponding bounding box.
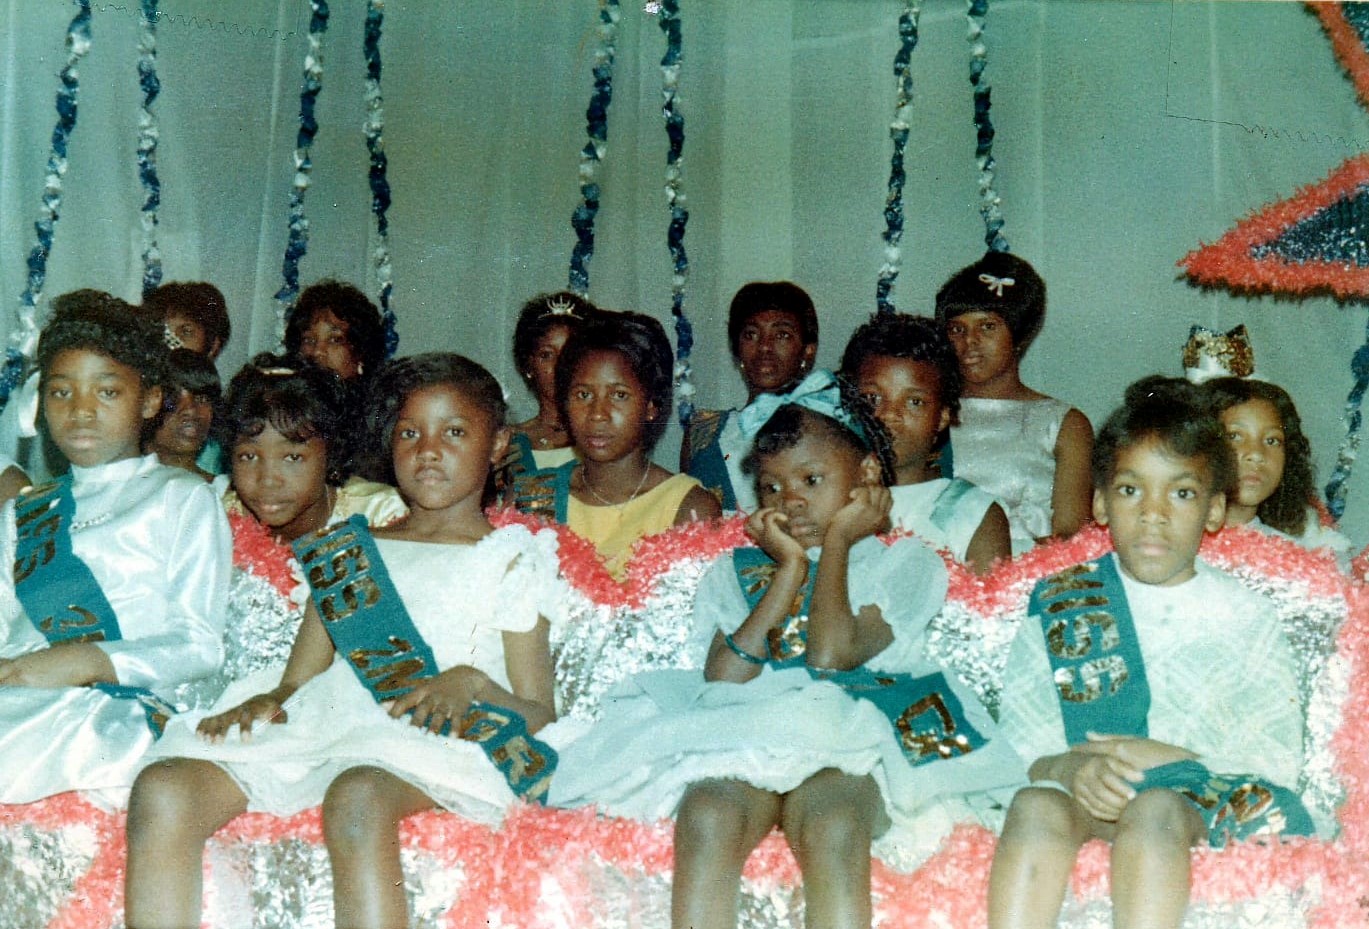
[876,0,919,315]
[968,0,1008,253]
[568,0,620,296]
[274,0,330,342]
[363,0,398,357]
[1,0,93,409]
[138,0,163,297]
[1325,316,1369,519]
[658,0,695,422]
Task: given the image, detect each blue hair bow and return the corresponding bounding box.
[734,369,865,445]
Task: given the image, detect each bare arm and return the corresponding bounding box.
[1049,407,1094,539]
[964,501,1011,576]
[0,641,116,688]
[805,486,894,670]
[674,484,722,526]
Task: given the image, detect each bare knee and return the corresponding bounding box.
[1001,786,1086,847]
[782,772,880,867]
[1115,789,1202,850]
[322,766,405,850]
[128,759,227,846]
[676,780,769,851]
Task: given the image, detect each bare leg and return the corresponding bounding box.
[671,778,783,929]
[125,758,248,929]
[322,765,436,929]
[1111,789,1205,929]
[988,787,1095,929]
[779,768,884,929]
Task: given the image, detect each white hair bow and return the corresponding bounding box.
[978,273,1015,297]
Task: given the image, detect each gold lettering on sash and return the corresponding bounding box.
[1055,654,1129,703]
[1225,783,1275,825]
[1046,611,1120,659]
[515,472,559,519]
[37,605,105,642]
[13,507,61,583]
[319,576,382,623]
[348,636,430,694]
[740,561,811,660]
[307,540,369,591]
[300,528,357,566]
[896,692,973,761]
[492,734,549,782]
[1039,564,1104,600]
[459,705,514,742]
[1045,595,1109,615]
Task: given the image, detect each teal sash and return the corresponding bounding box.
[1031,558,1312,844]
[1133,760,1314,848]
[928,478,977,537]
[1028,556,1148,745]
[936,439,953,480]
[13,477,122,645]
[731,548,988,767]
[683,409,736,511]
[294,516,557,803]
[509,459,575,524]
[93,682,177,738]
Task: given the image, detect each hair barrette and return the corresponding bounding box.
[255,366,297,376]
[162,325,185,351]
[978,273,1015,297]
[542,296,581,319]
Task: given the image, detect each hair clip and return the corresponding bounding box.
[978,273,1016,297]
[162,325,185,351]
[542,296,581,319]
[255,366,296,376]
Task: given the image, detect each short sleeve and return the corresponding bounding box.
[486,524,570,636]
[857,536,949,672]
[690,551,750,643]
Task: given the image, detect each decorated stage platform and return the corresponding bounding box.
[3,517,1366,928]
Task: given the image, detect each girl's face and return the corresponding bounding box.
[524,323,571,405]
[735,309,815,395]
[755,428,877,549]
[43,348,161,468]
[150,389,214,459]
[391,384,508,515]
[232,423,331,541]
[854,356,951,477]
[944,311,1016,388]
[565,350,655,464]
[1220,398,1286,514]
[298,309,363,380]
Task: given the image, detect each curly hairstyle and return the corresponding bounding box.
[216,354,352,483]
[364,352,508,487]
[840,312,963,425]
[37,290,169,392]
[512,291,599,379]
[726,281,819,359]
[143,281,231,354]
[554,310,674,453]
[1203,376,1314,536]
[935,251,1046,354]
[284,280,387,378]
[740,378,897,489]
[1093,375,1235,496]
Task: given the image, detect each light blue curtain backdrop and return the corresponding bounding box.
[3,1,1366,543]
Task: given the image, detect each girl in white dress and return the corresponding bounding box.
[551,388,1023,929]
[842,312,1010,575]
[125,353,566,929]
[935,252,1094,553]
[1204,376,1351,566]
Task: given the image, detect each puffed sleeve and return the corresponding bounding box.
[98,478,230,689]
[486,524,569,635]
[996,609,1070,772]
[857,536,949,672]
[689,550,749,645]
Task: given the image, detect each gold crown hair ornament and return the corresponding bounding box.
[1182,324,1256,384]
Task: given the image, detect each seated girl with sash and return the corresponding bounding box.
[125,353,569,929]
[496,291,599,494]
[988,377,1313,929]
[551,384,1023,929]
[511,310,720,580]
[0,293,230,804]
[680,281,821,513]
[166,356,407,717]
[842,312,1011,576]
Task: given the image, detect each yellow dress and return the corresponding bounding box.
[567,472,701,580]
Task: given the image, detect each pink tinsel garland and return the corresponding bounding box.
[4,522,1367,928]
[227,511,300,602]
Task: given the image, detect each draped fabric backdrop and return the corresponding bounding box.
[2,1,1365,542]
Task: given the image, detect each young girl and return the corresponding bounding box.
[552,389,1022,929]
[0,293,230,803]
[505,290,598,473]
[935,252,1093,553]
[513,310,720,578]
[179,356,405,708]
[681,281,820,512]
[125,353,567,929]
[143,348,220,481]
[843,312,1011,575]
[989,377,1310,929]
[1204,376,1351,564]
